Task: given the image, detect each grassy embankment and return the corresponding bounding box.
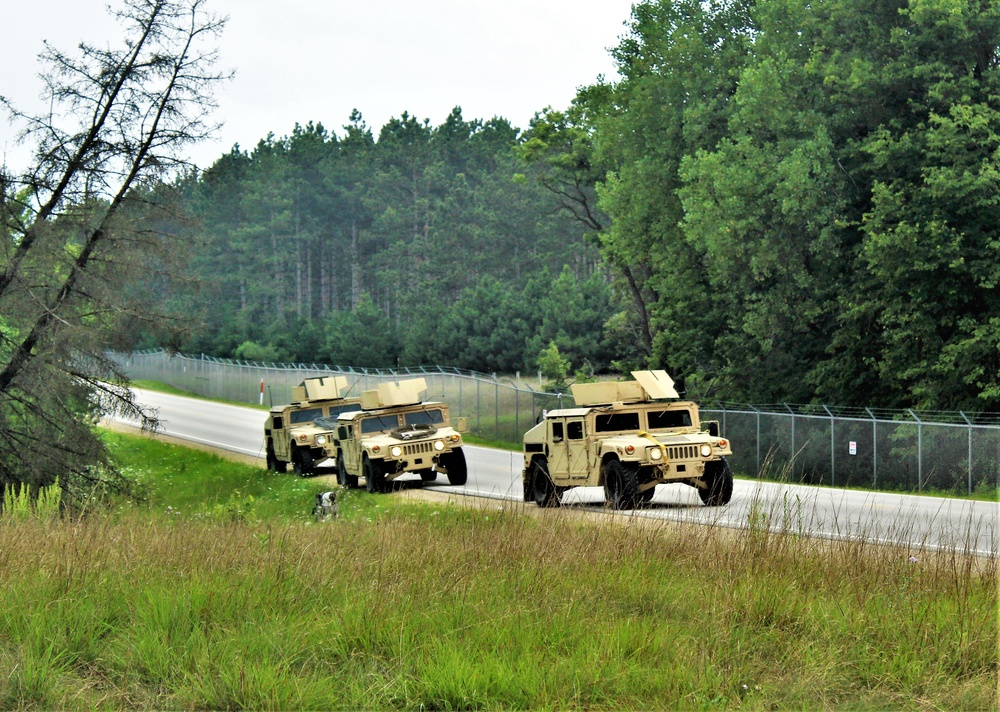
[0,430,996,709]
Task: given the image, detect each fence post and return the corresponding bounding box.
[822,405,835,487]
[784,403,795,478]
[908,409,923,490]
[495,377,499,441]
[751,405,761,476]
[866,407,878,490]
[515,385,520,442]
[960,411,973,495]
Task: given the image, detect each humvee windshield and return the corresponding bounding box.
[404,409,444,427]
[327,403,359,419]
[595,412,641,433]
[289,408,323,424]
[361,415,398,434]
[647,409,692,429]
[314,404,361,430]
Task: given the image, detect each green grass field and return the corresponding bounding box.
[0,431,996,709]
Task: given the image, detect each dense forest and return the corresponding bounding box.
[165,109,616,376]
[156,0,998,412]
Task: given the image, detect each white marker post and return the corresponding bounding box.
[259,379,265,405]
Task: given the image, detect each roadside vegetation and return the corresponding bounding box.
[0,431,995,710]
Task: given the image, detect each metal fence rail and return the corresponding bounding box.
[111,350,1000,495]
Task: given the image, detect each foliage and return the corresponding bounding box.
[537,341,571,391]
[1,481,61,520]
[525,0,999,409]
[234,340,284,363]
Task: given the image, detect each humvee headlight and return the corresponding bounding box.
[390,445,402,458]
[448,434,461,442]
[316,435,327,445]
[700,444,712,457]
[434,440,445,451]
[625,445,635,455]
[649,447,662,461]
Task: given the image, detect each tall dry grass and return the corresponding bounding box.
[0,486,996,710]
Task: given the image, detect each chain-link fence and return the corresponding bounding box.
[705,405,1000,495]
[111,350,1000,495]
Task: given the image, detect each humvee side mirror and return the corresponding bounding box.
[455,417,469,433]
[704,420,720,437]
[337,426,348,440]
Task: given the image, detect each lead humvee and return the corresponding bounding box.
[263,376,361,476]
[521,370,734,509]
[332,378,468,493]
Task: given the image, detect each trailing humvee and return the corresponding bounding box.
[522,370,734,508]
[263,376,361,476]
[332,378,468,493]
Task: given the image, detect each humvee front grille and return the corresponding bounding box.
[403,442,434,456]
[666,445,701,461]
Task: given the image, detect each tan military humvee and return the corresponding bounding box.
[332,378,468,493]
[521,370,734,508]
[263,376,361,476]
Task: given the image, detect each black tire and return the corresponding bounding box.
[604,459,640,510]
[364,456,386,494]
[266,442,287,473]
[292,446,314,477]
[531,459,560,508]
[442,448,468,486]
[699,458,734,506]
[418,469,437,483]
[337,452,359,489]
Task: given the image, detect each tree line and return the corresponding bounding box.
[167,110,615,376]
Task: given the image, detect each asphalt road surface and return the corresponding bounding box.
[116,388,998,557]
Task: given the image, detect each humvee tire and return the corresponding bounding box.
[604,459,640,509]
[337,452,359,489]
[364,456,386,494]
[442,448,468,486]
[531,459,560,508]
[699,458,734,506]
[266,443,287,473]
[292,446,314,477]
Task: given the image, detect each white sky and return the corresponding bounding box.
[1,0,635,171]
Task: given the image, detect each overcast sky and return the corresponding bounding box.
[1,0,635,171]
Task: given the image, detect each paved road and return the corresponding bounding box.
[118,389,998,557]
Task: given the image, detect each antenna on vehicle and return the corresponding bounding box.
[347,375,365,395]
